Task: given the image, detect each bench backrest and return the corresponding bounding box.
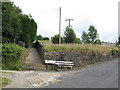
[45,60,74,66]
[45,60,55,64]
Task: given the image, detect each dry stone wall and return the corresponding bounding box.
[33,41,118,68]
[44,51,118,67]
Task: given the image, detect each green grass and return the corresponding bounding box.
[0,77,11,88]
[33,40,51,44]
[37,40,118,54]
[2,60,23,71]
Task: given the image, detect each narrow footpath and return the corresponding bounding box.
[23,48,45,70]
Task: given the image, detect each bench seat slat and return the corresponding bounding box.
[45,60,74,70]
[55,63,74,66]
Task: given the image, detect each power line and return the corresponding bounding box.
[31,7,62,45]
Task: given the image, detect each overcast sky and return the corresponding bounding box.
[11,0,119,43]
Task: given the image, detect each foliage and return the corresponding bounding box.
[2,2,22,43]
[118,35,120,44]
[2,43,25,70]
[116,35,120,47]
[1,77,11,87]
[64,27,76,43]
[81,31,90,44]
[43,37,49,40]
[81,25,101,44]
[51,34,64,44]
[95,39,101,44]
[2,2,37,48]
[36,35,49,41]
[88,25,99,44]
[111,49,118,55]
[115,40,119,47]
[36,40,51,43]
[37,35,43,40]
[19,14,37,48]
[75,38,82,44]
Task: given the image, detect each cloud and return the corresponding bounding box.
[12,0,119,42]
[100,31,118,43]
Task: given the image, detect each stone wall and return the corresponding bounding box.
[33,41,118,68]
[44,51,118,67]
[33,41,45,63]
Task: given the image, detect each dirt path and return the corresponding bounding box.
[23,48,45,70]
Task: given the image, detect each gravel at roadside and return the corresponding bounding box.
[2,70,61,88]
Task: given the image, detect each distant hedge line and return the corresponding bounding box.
[2,43,25,70]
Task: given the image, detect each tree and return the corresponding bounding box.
[95,39,101,44]
[118,35,120,44]
[19,14,37,48]
[81,25,101,44]
[51,34,63,44]
[64,27,76,43]
[2,2,37,47]
[37,35,43,40]
[115,35,120,47]
[88,25,99,44]
[29,17,37,43]
[75,38,82,44]
[43,37,49,40]
[2,2,22,43]
[81,31,90,44]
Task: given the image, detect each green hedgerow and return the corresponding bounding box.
[2,43,25,70]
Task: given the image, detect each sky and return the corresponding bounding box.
[11,0,119,43]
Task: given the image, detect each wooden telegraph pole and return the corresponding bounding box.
[59,7,61,44]
[66,19,74,27]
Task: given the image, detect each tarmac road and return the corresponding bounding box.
[43,58,118,88]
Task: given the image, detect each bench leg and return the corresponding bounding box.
[46,64,48,70]
[56,66,59,71]
[52,64,54,70]
[57,66,59,70]
[55,65,59,71]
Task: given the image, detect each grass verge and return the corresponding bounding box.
[43,43,118,54]
[0,77,11,88]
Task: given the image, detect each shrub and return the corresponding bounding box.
[64,27,76,43]
[51,34,64,44]
[75,38,82,44]
[2,43,25,70]
[111,49,117,55]
[37,35,43,40]
[43,37,49,40]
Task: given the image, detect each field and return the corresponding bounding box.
[36,40,118,54]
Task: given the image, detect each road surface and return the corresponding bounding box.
[43,58,118,88]
[2,58,118,88]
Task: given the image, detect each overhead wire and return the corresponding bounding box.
[31,7,60,38]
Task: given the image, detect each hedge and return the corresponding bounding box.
[2,43,25,70]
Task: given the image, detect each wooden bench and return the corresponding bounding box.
[45,60,74,70]
[55,61,74,69]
